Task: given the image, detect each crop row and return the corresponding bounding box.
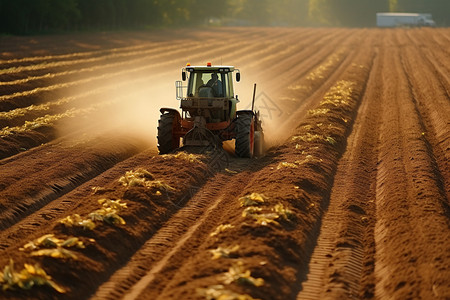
[0,152,216,299]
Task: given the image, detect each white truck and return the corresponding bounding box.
[376,13,436,27]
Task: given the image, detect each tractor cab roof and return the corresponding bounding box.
[185,63,236,72]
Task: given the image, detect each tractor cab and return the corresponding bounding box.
[176,63,240,123]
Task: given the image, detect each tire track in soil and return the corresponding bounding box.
[374,31,450,299]
[402,30,450,200]
[297,31,382,300]
[404,30,450,91]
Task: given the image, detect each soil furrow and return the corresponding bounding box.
[297,32,382,300]
[0,150,213,300]
[374,32,450,299]
[0,147,159,253]
[0,134,145,231]
[402,31,450,200]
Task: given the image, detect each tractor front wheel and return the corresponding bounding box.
[235,113,254,158]
[157,113,180,154]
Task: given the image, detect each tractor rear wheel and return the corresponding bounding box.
[157,113,180,154]
[235,113,254,158]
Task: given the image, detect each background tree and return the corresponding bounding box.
[328,0,388,27]
[308,0,333,25]
[269,0,309,26]
[0,0,449,35]
[389,0,399,12]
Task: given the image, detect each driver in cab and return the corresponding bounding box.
[207,73,223,97]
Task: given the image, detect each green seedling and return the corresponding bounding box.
[221,261,264,287]
[239,193,267,207]
[210,224,235,237]
[0,260,65,293]
[209,245,240,260]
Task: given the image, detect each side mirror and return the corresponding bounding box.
[182,71,186,81]
[236,72,240,82]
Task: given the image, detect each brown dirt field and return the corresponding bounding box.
[0,27,449,300]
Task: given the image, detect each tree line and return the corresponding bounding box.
[0,0,448,35]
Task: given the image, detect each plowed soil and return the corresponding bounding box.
[0,28,449,300]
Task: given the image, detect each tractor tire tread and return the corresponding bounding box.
[235,114,253,158]
[157,114,177,154]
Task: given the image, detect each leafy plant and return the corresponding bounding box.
[209,246,240,260]
[161,152,205,163]
[239,193,267,207]
[242,206,263,218]
[307,108,330,116]
[306,51,344,81]
[295,155,323,165]
[0,101,112,136]
[292,133,325,143]
[59,214,96,230]
[118,169,175,194]
[272,204,294,221]
[326,136,337,145]
[20,234,89,260]
[320,80,354,107]
[0,260,65,293]
[88,198,128,226]
[118,168,154,187]
[242,203,295,226]
[29,248,78,260]
[60,198,128,229]
[252,213,281,226]
[221,261,264,287]
[277,162,298,169]
[210,224,235,237]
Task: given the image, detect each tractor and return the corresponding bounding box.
[157,63,264,158]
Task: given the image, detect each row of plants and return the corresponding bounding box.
[0,152,211,298]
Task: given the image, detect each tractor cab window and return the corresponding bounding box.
[187,71,231,98]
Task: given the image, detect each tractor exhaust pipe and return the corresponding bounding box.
[251,83,257,112]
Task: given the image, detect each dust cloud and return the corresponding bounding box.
[57,70,179,149]
[237,69,293,150]
[57,62,290,155]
